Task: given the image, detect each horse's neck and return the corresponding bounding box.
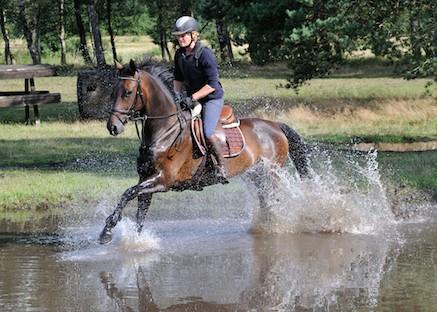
[141,71,174,116]
[140,72,183,149]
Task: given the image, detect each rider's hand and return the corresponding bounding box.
[174,92,183,106]
[183,96,195,110]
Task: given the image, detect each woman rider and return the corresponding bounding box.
[172,16,227,182]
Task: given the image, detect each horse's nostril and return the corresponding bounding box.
[112,125,118,135]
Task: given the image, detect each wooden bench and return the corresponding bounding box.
[0,64,61,125]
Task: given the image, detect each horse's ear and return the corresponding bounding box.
[114,60,123,71]
[129,59,137,74]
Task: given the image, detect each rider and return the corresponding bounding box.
[172,16,227,182]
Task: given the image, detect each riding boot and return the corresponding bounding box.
[207,135,229,184]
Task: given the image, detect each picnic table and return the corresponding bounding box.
[0,64,61,125]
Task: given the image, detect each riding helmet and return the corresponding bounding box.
[172,16,199,35]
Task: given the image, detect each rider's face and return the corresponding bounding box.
[176,32,192,48]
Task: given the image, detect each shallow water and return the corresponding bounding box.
[1,149,436,311]
[0,217,436,312]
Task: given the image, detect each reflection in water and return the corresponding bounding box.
[94,233,397,312]
[2,218,437,311]
[55,220,400,311]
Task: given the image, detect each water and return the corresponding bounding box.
[1,149,436,311]
[1,219,436,311]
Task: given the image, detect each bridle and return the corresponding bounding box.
[110,75,183,124]
[110,72,187,146]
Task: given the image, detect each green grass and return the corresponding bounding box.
[1,37,436,228]
[378,151,437,199]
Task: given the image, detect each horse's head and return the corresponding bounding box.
[108,59,142,136]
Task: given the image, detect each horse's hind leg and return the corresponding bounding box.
[136,194,152,234]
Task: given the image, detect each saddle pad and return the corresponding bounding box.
[221,127,245,158]
[191,118,246,158]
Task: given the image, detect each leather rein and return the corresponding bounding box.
[110,74,187,146]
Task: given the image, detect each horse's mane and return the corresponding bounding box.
[137,58,175,97]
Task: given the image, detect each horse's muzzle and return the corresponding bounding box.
[107,119,124,136]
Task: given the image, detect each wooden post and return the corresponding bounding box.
[33,104,40,126]
[24,78,30,124]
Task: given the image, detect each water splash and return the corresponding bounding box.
[117,219,160,252]
[250,146,397,235]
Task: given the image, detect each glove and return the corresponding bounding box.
[174,92,184,105]
[183,96,195,110]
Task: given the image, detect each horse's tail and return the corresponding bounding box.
[278,122,310,177]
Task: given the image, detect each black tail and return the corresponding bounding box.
[278,123,310,177]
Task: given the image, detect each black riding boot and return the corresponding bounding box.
[207,134,228,184]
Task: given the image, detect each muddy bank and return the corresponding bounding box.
[352,141,437,152]
[0,215,61,235]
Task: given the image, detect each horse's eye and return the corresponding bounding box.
[123,90,133,98]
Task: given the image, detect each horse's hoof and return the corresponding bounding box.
[99,229,113,245]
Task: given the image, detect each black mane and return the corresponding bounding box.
[137,58,175,97]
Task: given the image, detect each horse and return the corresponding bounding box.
[99,59,309,244]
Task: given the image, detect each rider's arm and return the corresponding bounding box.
[192,84,215,101]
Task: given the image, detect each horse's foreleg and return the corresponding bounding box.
[99,173,165,244]
[136,194,152,234]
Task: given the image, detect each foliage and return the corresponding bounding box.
[283,0,436,89]
[0,0,435,86]
[225,0,296,65]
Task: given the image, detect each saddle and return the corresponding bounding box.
[191,104,246,158]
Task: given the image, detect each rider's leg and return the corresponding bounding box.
[202,97,228,182]
[206,133,227,180]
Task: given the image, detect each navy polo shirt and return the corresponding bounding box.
[174,42,224,104]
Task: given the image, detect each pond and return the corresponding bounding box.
[0,149,436,311]
[1,218,436,311]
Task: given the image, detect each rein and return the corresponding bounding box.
[111,76,183,122]
[111,73,187,147]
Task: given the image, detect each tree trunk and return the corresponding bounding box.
[215,18,233,64]
[0,8,14,64]
[58,0,67,65]
[159,30,165,60]
[88,0,106,67]
[163,32,172,62]
[178,0,192,15]
[106,0,117,62]
[73,0,93,65]
[18,0,41,64]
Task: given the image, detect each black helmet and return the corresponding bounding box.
[172,16,199,35]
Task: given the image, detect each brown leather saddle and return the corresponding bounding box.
[191,104,246,158]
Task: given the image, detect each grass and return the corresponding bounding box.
[378,151,437,201]
[0,36,436,229]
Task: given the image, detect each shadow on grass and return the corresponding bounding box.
[0,102,82,124]
[0,137,139,177]
[220,58,398,80]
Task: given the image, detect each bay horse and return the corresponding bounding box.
[99,59,309,244]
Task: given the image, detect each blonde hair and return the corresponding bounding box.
[191,31,199,42]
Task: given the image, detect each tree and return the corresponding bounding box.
[198,0,234,64]
[284,0,349,89]
[0,1,14,64]
[227,0,294,65]
[74,0,93,65]
[88,0,105,67]
[18,0,42,64]
[145,0,181,62]
[58,0,67,64]
[105,0,117,62]
[283,0,436,89]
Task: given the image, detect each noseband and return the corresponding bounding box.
[110,72,187,146]
[110,75,183,124]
